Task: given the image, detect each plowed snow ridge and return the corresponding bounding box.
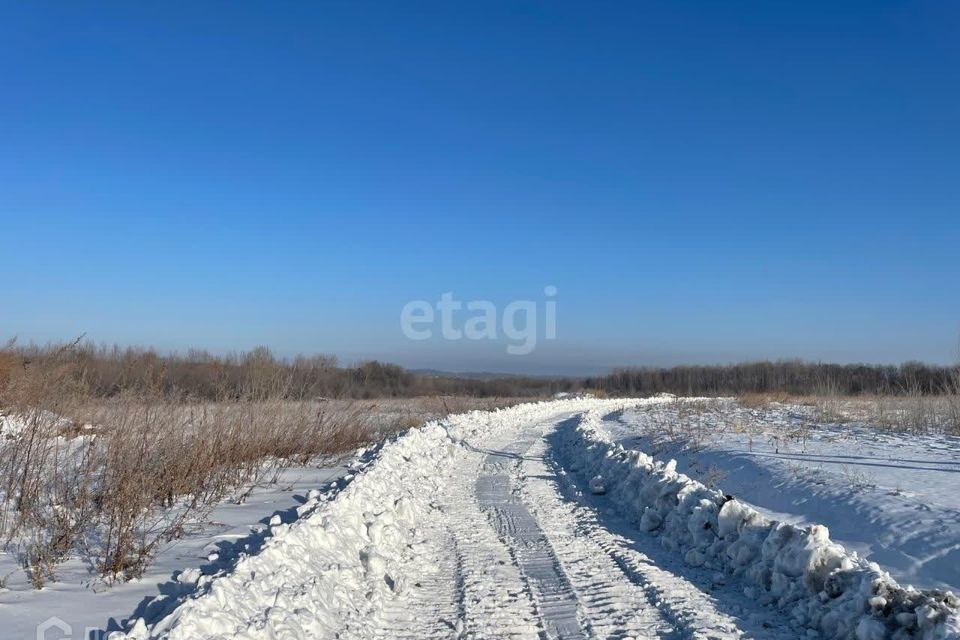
[116,399,960,640]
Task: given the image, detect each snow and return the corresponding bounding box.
[5,398,958,639]
[588,474,606,494]
[602,400,960,593]
[102,400,633,638]
[568,402,960,640]
[0,408,75,437]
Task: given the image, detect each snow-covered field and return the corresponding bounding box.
[4,398,959,639]
[602,400,960,593]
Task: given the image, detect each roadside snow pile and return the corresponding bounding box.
[559,409,960,640]
[112,424,459,639]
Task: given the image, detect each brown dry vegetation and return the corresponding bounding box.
[0,342,526,587]
[736,390,960,435]
[4,341,574,400]
[735,391,800,409]
[812,393,960,434]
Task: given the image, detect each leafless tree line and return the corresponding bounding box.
[5,343,958,403]
[5,342,959,403]
[590,360,960,397]
[3,342,572,400]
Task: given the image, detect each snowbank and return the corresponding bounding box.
[559,408,960,640]
[109,423,456,639]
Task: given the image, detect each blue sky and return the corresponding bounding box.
[2,2,958,373]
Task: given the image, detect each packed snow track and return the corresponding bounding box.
[117,400,960,640]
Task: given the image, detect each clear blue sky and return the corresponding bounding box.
[2,2,958,374]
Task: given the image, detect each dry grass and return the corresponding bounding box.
[813,393,960,435]
[0,345,526,587]
[0,397,378,585]
[582,388,609,399]
[736,382,960,436]
[736,392,796,409]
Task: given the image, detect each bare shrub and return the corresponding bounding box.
[805,388,960,436]
[0,396,386,584]
[945,372,960,434]
[736,392,789,409]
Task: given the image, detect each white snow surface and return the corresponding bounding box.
[573,403,960,640]
[603,401,960,593]
[8,398,948,639]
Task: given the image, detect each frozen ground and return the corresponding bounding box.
[601,400,960,593]
[47,398,947,640]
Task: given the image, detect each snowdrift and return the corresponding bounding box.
[560,408,960,640]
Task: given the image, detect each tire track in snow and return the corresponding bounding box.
[360,415,578,640]
[516,434,680,639]
[444,442,546,639]
[330,408,806,640]
[476,435,586,639]
[545,417,805,640]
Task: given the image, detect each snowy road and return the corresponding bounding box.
[442,413,795,639]
[117,400,960,640]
